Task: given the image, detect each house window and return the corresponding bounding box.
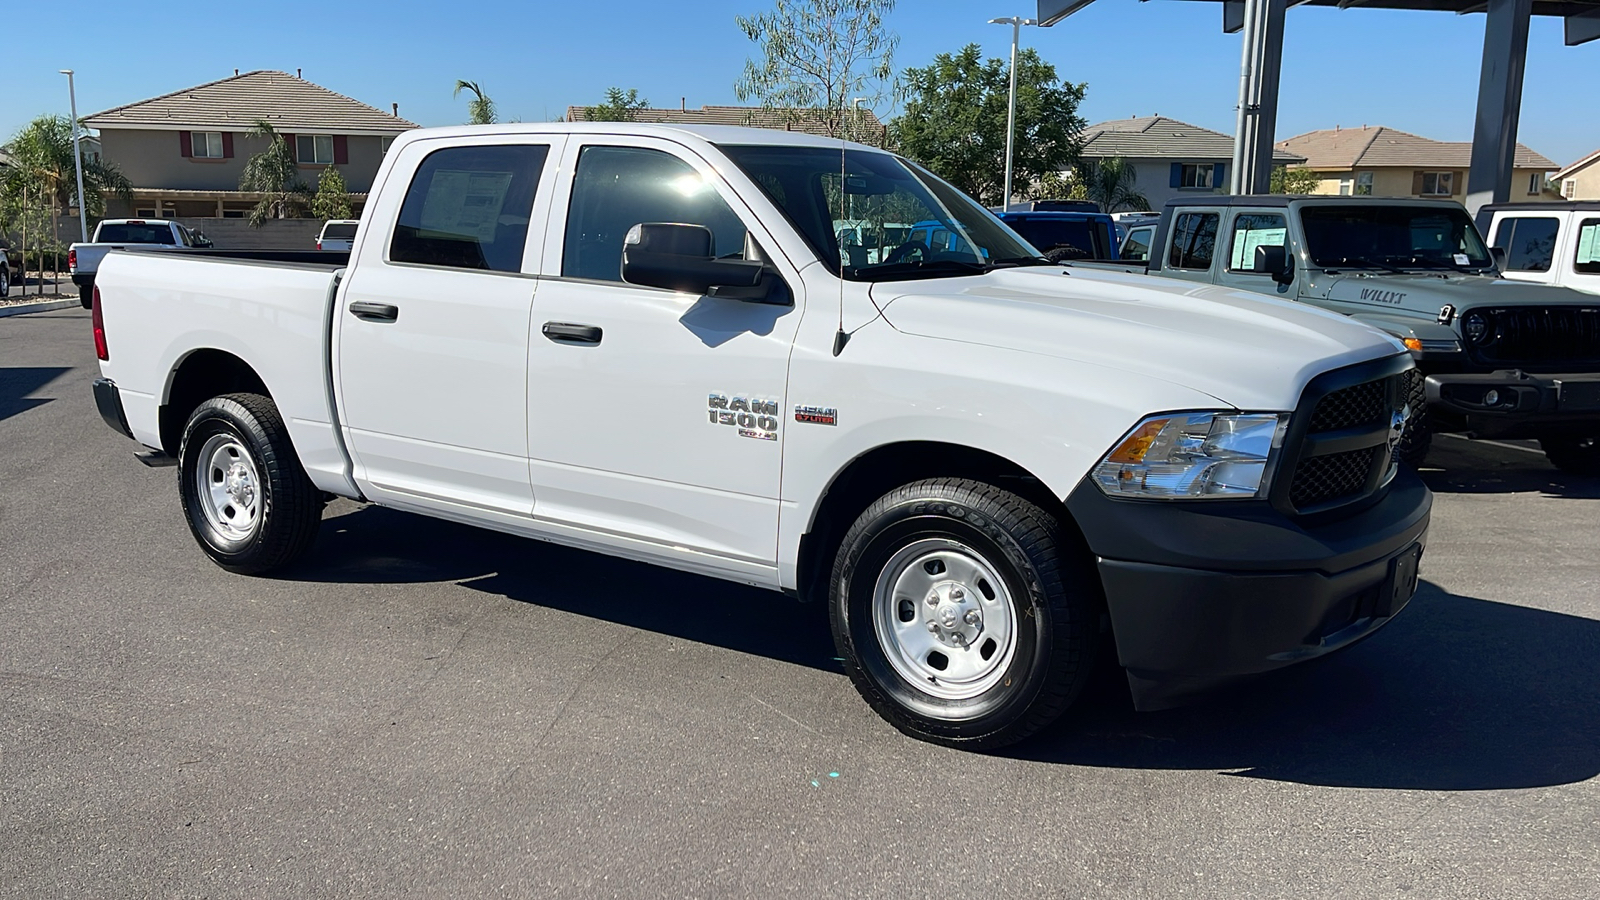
[192,131,224,159]
[1356,172,1374,196]
[1180,164,1213,189]
[1338,177,1353,196]
[134,208,157,218]
[1417,171,1454,196]
[1563,179,1578,199]
[296,134,335,165]
[1528,172,1544,195]
[381,136,394,154]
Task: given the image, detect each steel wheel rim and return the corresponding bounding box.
[871,538,1019,701]
[195,433,262,547]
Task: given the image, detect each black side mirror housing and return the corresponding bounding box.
[1255,244,1294,286]
[621,222,776,301]
[1490,246,1508,269]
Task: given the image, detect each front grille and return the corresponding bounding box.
[1465,306,1600,368]
[1308,379,1387,432]
[1290,446,1380,508]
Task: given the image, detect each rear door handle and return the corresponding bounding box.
[542,322,603,344]
[349,301,399,322]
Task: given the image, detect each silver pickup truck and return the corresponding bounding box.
[1079,196,1600,475]
[70,219,212,308]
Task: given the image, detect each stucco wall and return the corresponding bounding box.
[97,128,393,193]
[1076,157,1233,210]
[1306,166,1550,201]
[1560,163,1600,201]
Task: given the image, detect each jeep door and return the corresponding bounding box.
[524,136,803,582]
[1214,209,1296,297]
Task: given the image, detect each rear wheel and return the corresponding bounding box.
[828,478,1098,749]
[1541,435,1600,477]
[0,267,9,298]
[178,393,321,574]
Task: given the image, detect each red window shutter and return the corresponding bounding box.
[283,133,297,162]
[179,131,192,158]
[221,132,234,158]
[333,135,349,165]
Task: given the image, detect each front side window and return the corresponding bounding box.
[1301,205,1491,269]
[297,135,335,165]
[719,144,1042,281]
[1168,212,1219,270]
[1417,171,1454,196]
[192,131,224,159]
[1494,217,1559,272]
[562,145,748,283]
[1574,219,1600,274]
[389,144,547,272]
[1227,213,1288,273]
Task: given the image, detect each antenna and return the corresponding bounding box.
[833,120,849,356]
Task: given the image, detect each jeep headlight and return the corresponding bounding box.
[1092,412,1289,499]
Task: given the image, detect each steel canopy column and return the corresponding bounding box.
[1230,0,1286,195]
[1465,0,1532,215]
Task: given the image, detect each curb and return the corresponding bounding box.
[0,298,83,318]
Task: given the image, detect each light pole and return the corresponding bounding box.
[60,69,88,243]
[988,15,1035,211]
[850,97,867,142]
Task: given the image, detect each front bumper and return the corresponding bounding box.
[93,378,134,440]
[1066,469,1432,710]
[1425,369,1600,438]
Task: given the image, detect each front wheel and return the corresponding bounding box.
[1396,369,1432,467]
[178,393,322,574]
[0,267,9,298]
[1541,435,1600,477]
[829,478,1099,749]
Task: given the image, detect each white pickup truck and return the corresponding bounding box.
[1482,201,1600,295]
[91,123,1431,748]
[70,218,211,308]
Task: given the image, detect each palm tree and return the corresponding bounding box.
[453,80,497,125]
[1,115,132,219]
[238,120,310,226]
[1072,157,1150,213]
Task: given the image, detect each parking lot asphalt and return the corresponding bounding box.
[3,308,1598,899]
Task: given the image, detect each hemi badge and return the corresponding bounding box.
[795,405,837,426]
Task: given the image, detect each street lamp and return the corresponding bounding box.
[988,15,1036,211]
[60,69,88,243]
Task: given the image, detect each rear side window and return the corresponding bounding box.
[1494,216,1559,272]
[96,223,177,244]
[1168,212,1219,270]
[1574,219,1600,275]
[390,144,548,272]
[1227,213,1288,272]
[562,145,747,283]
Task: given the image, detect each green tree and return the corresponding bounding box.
[453,80,497,125]
[1270,165,1321,194]
[891,44,1086,207]
[238,120,310,226]
[585,87,650,122]
[1070,157,1150,212]
[311,165,352,220]
[734,0,897,141]
[0,115,131,228]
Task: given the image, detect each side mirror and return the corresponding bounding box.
[621,222,770,298]
[1255,244,1294,285]
[1490,246,1507,269]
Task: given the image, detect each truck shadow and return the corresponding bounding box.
[1416,436,1600,498]
[297,504,1599,790]
[0,366,71,424]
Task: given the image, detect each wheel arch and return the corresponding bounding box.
[159,348,271,456]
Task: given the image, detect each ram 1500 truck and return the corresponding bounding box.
[1079,196,1600,475]
[91,124,1431,749]
[70,218,212,308]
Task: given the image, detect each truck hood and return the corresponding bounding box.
[872,266,1404,412]
[1312,271,1597,312]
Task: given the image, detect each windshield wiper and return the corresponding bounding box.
[848,258,992,281]
[987,255,1056,268]
[1321,256,1410,275]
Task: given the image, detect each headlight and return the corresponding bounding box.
[1092,412,1289,500]
[1462,311,1489,344]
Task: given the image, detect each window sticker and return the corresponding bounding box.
[419,169,514,242]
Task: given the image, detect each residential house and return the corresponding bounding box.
[1554,147,1600,201]
[1076,116,1306,209]
[564,103,886,143]
[1276,126,1557,201]
[84,70,416,219]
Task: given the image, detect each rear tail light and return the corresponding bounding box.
[92,286,108,360]
[316,240,323,250]
[68,248,77,271]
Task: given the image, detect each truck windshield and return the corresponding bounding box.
[321,223,358,240]
[96,223,178,245]
[1004,218,1111,261]
[717,144,1045,281]
[1301,205,1491,270]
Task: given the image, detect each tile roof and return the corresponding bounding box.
[84,71,417,135]
[1081,116,1304,163]
[564,104,884,139]
[1556,147,1600,179]
[1277,126,1557,170]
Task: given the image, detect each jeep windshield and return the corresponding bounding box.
[718,144,1045,282]
[1301,205,1492,271]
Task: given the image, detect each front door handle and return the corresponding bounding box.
[542,322,603,344]
[349,301,399,322]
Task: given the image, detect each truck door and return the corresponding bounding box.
[524,137,803,580]
[1215,210,1294,296]
[1161,210,1222,285]
[335,137,562,516]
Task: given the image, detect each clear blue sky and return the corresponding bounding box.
[6,0,1596,166]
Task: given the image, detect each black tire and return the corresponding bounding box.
[79,278,94,310]
[1396,369,1432,467]
[828,478,1098,749]
[0,267,9,298]
[178,393,321,574]
[1540,435,1600,477]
